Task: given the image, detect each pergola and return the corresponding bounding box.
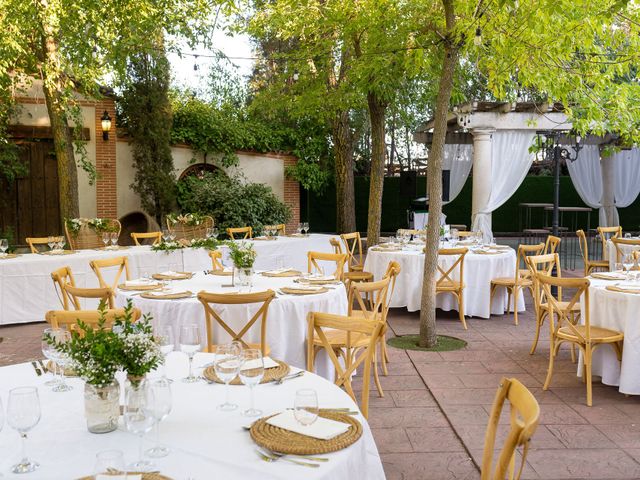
[413,101,630,237]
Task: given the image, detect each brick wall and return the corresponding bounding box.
[282,155,300,234]
[94,100,117,218]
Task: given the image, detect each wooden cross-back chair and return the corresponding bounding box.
[525,252,580,357]
[227,226,253,240]
[379,261,401,374]
[340,232,365,272]
[45,307,141,332]
[307,251,347,281]
[167,216,214,241]
[436,248,468,329]
[263,224,286,236]
[26,237,51,253]
[576,229,609,276]
[62,284,115,310]
[544,235,561,255]
[307,311,384,419]
[490,243,544,326]
[611,237,640,266]
[481,378,540,480]
[90,256,131,290]
[597,226,622,261]
[65,219,121,250]
[51,266,79,310]
[330,237,343,254]
[197,290,276,356]
[130,232,162,246]
[537,274,623,406]
[209,249,224,271]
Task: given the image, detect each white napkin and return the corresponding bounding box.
[596,272,626,279]
[264,268,292,275]
[160,270,178,276]
[241,356,279,371]
[307,275,335,282]
[124,279,157,287]
[145,288,188,297]
[289,285,324,291]
[96,475,141,480]
[266,410,350,440]
[615,282,640,291]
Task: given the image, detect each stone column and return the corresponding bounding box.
[471,128,495,236]
[600,153,617,226]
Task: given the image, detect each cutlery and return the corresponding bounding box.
[273,371,305,385]
[255,448,319,468]
[262,447,329,463]
[37,359,47,372]
[31,361,42,376]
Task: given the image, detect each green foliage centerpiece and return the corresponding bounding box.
[228,241,257,288]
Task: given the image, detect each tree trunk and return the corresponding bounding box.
[419,0,458,348]
[39,0,79,222]
[366,91,387,247]
[333,111,357,233]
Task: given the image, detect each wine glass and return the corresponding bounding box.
[0,238,8,257]
[294,389,319,427]
[296,223,303,235]
[93,449,125,475]
[625,232,632,239]
[124,383,156,471]
[102,232,110,249]
[214,343,242,411]
[168,231,176,242]
[47,236,55,252]
[156,326,174,381]
[162,229,170,243]
[50,329,73,392]
[41,328,61,387]
[7,386,41,474]
[179,324,201,383]
[239,349,264,417]
[211,227,219,240]
[109,232,118,247]
[56,236,65,251]
[303,222,310,235]
[623,253,635,279]
[146,378,172,458]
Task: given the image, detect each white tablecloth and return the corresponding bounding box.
[0,235,335,326]
[116,272,348,379]
[363,245,524,318]
[0,355,384,479]
[580,278,640,395]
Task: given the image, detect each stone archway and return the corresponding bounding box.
[178,163,224,180]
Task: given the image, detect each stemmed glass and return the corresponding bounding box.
[50,329,73,392]
[294,389,319,427]
[0,238,8,257]
[102,232,110,249]
[56,236,65,252]
[211,227,219,240]
[214,343,242,411]
[109,232,118,248]
[93,450,125,476]
[124,383,156,471]
[239,349,264,417]
[296,223,303,235]
[303,222,310,235]
[7,386,41,474]
[623,253,635,280]
[146,378,172,458]
[179,324,201,383]
[168,231,176,242]
[161,229,170,243]
[156,326,175,381]
[47,236,55,252]
[41,328,61,387]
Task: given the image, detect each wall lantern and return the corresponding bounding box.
[101,110,112,141]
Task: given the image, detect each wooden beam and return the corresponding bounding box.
[7,125,91,141]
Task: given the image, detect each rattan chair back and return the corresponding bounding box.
[307,251,347,281]
[90,256,131,290]
[50,266,79,310]
[131,232,162,246]
[227,226,253,239]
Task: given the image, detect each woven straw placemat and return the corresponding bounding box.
[261,270,302,277]
[0,254,20,260]
[606,285,640,294]
[297,278,341,285]
[118,283,162,291]
[77,472,172,480]
[152,272,193,281]
[46,360,77,377]
[209,269,233,276]
[591,273,626,281]
[203,360,290,385]
[280,287,329,295]
[38,250,76,256]
[250,411,362,455]
[370,246,402,252]
[140,290,193,300]
[474,250,501,255]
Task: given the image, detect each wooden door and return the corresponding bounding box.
[0,141,60,246]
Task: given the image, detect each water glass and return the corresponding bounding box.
[179,324,201,383]
[161,229,170,243]
[615,262,624,272]
[304,222,310,234]
[7,387,41,474]
[102,232,110,249]
[211,227,219,240]
[296,223,303,235]
[50,330,73,392]
[93,449,125,475]
[41,328,61,387]
[146,378,172,458]
[239,349,264,417]
[294,389,319,427]
[0,238,8,256]
[56,236,65,251]
[156,326,175,380]
[109,232,118,247]
[47,236,55,251]
[214,343,242,411]
[625,233,632,239]
[623,254,635,279]
[124,383,156,471]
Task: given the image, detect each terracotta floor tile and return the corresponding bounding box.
[382,452,479,480]
[596,424,640,449]
[390,389,437,407]
[527,448,640,479]
[405,426,466,452]
[370,427,413,453]
[547,424,617,448]
[367,407,448,429]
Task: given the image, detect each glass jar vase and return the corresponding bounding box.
[84,381,119,434]
[235,267,254,290]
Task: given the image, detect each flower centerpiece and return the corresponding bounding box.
[166,212,204,226]
[65,217,117,236]
[228,241,257,287]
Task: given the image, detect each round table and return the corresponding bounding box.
[364,243,525,318]
[116,271,348,379]
[0,354,385,479]
[580,277,640,395]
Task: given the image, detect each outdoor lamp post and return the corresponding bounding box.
[101,110,112,141]
[534,130,582,237]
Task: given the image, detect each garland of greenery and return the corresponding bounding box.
[65,217,118,236]
[151,237,226,253]
[165,212,206,226]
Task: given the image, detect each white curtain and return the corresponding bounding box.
[612,148,640,225]
[443,143,473,204]
[472,130,536,241]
